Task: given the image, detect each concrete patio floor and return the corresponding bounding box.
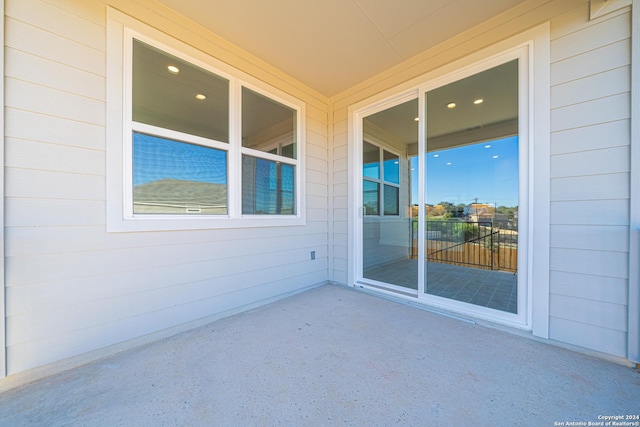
[0,284,638,426]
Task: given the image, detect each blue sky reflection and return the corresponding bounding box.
[133,133,227,187]
[412,136,519,207]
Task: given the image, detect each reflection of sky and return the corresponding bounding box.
[245,156,295,214]
[411,136,519,207]
[383,158,399,184]
[133,133,227,186]
[363,154,399,183]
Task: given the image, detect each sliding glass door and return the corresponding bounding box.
[424,59,519,314]
[361,99,418,292]
[357,52,525,322]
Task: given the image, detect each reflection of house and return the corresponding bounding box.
[1,0,639,383]
[465,204,510,226]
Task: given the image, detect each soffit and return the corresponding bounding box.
[154,0,527,97]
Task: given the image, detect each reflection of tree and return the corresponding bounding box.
[495,205,518,220]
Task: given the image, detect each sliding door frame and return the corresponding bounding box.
[347,24,550,335]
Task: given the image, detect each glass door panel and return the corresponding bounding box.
[361,99,418,290]
[424,60,519,313]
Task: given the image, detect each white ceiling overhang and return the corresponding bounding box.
[154,0,527,97]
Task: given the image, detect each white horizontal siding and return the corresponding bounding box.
[550,173,629,201]
[549,317,627,358]
[551,146,629,178]
[6,198,106,227]
[5,137,105,175]
[550,225,630,252]
[6,77,105,125]
[6,232,329,287]
[549,9,630,326]
[5,17,104,75]
[7,0,104,49]
[7,271,326,373]
[5,222,330,258]
[550,10,630,63]
[551,119,629,155]
[4,0,329,375]
[551,271,628,305]
[551,92,629,132]
[550,294,627,331]
[5,108,106,151]
[331,118,349,284]
[6,250,329,318]
[550,247,628,279]
[5,168,105,201]
[551,200,629,226]
[7,256,329,346]
[550,65,629,109]
[5,47,105,101]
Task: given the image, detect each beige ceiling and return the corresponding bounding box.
[155,0,527,97]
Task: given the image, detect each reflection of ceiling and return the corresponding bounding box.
[428,60,518,139]
[133,40,230,142]
[133,40,295,145]
[364,60,518,148]
[155,0,526,97]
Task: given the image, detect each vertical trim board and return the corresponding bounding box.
[1,0,6,379]
[627,0,640,363]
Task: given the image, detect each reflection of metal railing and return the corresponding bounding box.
[412,220,517,272]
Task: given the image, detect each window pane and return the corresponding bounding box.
[242,155,295,214]
[383,150,400,184]
[242,87,296,159]
[133,132,227,214]
[363,180,379,215]
[363,141,380,179]
[383,184,399,215]
[132,40,229,142]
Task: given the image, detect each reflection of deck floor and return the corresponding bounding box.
[364,259,517,313]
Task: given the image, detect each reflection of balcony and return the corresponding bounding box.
[363,258,517,313]
[412,220,517,272]
[362,220,518,313]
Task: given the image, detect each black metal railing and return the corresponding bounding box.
[412,220,517,272]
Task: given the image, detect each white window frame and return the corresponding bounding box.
[106,9,305,232]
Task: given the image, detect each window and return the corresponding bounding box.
[241,87,297,215]
[131,41,229,216]
[362,141,400,216]
[107,10,305,231]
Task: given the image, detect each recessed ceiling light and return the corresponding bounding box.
[167,65,180,74]
[446,162,452,166]
[447,102,456,109]
[414,117,419,122]
[493,155,499,159]
[195,94,207,100]
[485,144,491,148]
[474,99,484,105]
[433,154,439,158]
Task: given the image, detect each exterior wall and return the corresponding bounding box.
[548,5,631,357]
[4,0,329,374]
[330,0,632,357]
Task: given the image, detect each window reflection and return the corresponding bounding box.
[242,155,295,214]
[242,87,297,159]
[132,40,229,142]
[133,133,227,214]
